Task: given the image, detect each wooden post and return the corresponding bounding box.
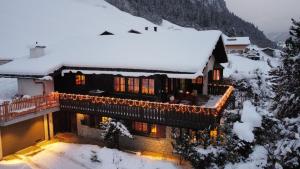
[3,101,9,122]
[0,129,3,160]
[44,114,49,140]
[48,113,54,139]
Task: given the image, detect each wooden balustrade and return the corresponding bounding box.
[208,84,231,95]
[0,84,234,129]
[0,93,59,122]
[59,84,234,129]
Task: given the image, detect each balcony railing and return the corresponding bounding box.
[59,85,234,129]
[0,85,234,129]
[0,93,59,122]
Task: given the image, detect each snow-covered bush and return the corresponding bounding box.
[100,118,132,149]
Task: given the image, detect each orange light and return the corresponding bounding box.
[210,128,218,139]
[151,125,157,134]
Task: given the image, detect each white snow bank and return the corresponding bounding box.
[222,54,271,79]
[0,78,18,104]
[241,101,262,128]
[225,146,268,169]
[233,101,262,142]
[0,160,30,169]
[0,142,178,169]
[233,122,254,142]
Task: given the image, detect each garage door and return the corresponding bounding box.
[1,116,45,156]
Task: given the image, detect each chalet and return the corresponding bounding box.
[0,30,234,158]
[0,57,13,65]
[261,47,276,57]
[223,35,251,54]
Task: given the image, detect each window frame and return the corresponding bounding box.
[114,77,125,92]
[192,77,203,84]
[213,69,221,81]
[142,78,155,95]
[132,122,148,134]
[128,77,140,94]
[75,74,86,86]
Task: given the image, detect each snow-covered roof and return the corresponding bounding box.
[0,30,225,78]
[0,0,227,79]
[223,35,251,46]
[261,47,275,51]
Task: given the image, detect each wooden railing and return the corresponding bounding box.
[208,84,231,95]
[59,85,234,129]
[0,93,59,122]
[0,85,234,129]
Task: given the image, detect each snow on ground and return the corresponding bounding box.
[0,78,18,104]
[233,101,262,142]
[0,143,177,169]
[222,46,280,80]
[225,146,268,169]
[0,142,178,169]
[0,160,31,169]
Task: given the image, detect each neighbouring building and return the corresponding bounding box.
[223,35,251,54]
[261,47,276,57]
[0,30,234,158]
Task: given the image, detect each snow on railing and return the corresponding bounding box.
[0,93,59,122]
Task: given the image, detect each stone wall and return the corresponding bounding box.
[76,113,104,140]
[120,127,174,155]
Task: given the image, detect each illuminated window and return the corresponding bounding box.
[75,75,85,85]
[142,79,155,95]
[192,77,203,84]
[114,77,125,92]
[128,78,139,93]
[151,125,157,134]
[210,128,218,139]
[133,122,148,133]
[213,70,221,81]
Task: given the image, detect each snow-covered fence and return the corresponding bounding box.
[0,93,59,122]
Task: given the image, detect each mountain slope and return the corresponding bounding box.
[105,0,274,47]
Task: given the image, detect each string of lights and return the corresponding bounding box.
[57,85,234,116]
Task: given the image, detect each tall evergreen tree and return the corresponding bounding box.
[270,18,300,118]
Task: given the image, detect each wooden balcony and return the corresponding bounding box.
[59,85,234,130]
[0,93,60,126]
[0,85,234,129]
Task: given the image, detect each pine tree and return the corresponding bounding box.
[101,118,132,149]
[270,18,300,118]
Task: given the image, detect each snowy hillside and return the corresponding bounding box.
[222,51,280,79]
[0,0,183,59]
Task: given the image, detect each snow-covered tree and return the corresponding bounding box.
[101,118,132,149]
[270,18,300,118]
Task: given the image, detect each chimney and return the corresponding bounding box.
[145,27,148,31]
[154,27,157,32]
[30,43,46,58]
